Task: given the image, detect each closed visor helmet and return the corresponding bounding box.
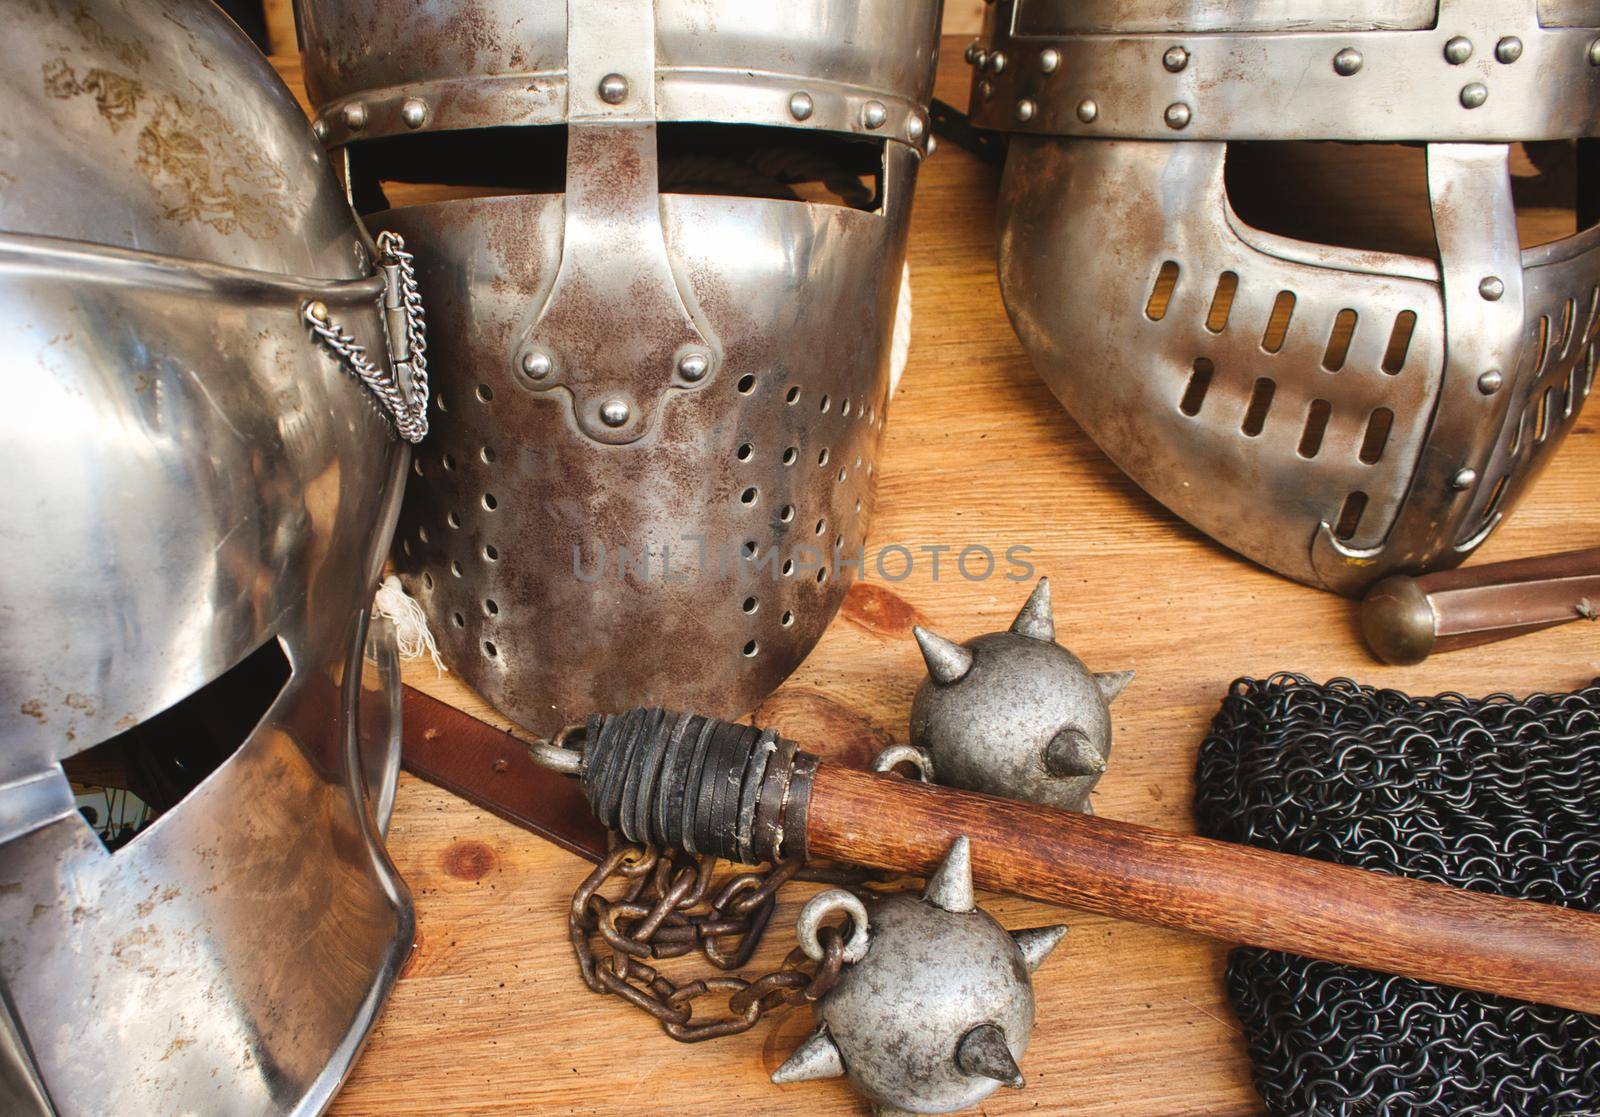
[295,0,942,733]
[0,1,424,1112]
[971,0,1600,593]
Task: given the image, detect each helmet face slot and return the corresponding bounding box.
[345,122,888,216]
[345,124,571,214]
[61,638,292,854]
[656,123,886,213]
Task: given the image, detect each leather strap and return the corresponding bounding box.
[400,686,608,862]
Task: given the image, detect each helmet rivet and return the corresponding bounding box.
[598,73,629,105]
[677,351,709,381]
[1015,99,1036,123]
[400,98,428,128]
[1163,45,1189,72]
[306,301,330,323]
[1040,48,1060,74]
[1333,48,1363,76]
[312,118,329,141]
[972,48,989,70]
[1164,102,1192,129]
[1495,36,1524,64]
[788,91,814,121]
[862,100,888,129]
[980,79,994,100]
[521,350,553,379]
[964,41,982,65]
[1451,468,1479,491]
[1076,98,1099,123]
[1479,275,1505,301]
[989,51,1007,74]
[1589,38,1600,66]
[342,101,368,130]
[1444,36,1474,65]
[599,399,631,427]
[1478,369,1504,395]
[1460,81,1489,109]
[906,113,925,141]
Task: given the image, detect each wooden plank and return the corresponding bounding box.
[256,38,1600,1117]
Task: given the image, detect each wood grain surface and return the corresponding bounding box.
[259,41,1600,1117]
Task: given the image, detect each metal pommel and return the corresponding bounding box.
[1360,574,1439,665]
[559,709,814,864]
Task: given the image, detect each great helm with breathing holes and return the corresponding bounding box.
[0,1,422,1112]
[970,0,1600,594]
[295,0,941,733]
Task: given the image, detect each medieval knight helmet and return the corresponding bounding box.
[970,1,1600,594]
[295,0,942,733]
[0,1,421,1111]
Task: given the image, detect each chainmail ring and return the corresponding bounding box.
[1194,673,1600,1117]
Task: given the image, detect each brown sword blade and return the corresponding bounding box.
[400,685,607,861]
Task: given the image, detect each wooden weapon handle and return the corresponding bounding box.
[1361,545,1600,664]
[803,762,1600,1014]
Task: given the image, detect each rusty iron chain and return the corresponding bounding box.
[568,835,894,1043]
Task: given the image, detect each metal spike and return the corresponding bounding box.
[1009,576,1055,641]
[771,1026,846,1084]
[922,836,975,913]
[1095,669,1135,703]
[956,1023,1024,1089]
[913,626,974,686]
[1010,924,1068,973]
[1044,727,1107,778]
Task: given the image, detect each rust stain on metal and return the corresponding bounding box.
[42,59,144,130]
[44,54,292,239]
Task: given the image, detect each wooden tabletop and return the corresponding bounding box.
[268,44,1600,1117]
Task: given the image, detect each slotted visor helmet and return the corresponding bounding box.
[971,0,1600,593]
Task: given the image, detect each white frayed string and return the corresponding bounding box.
[373,575,446,674]
[889,260,912,397]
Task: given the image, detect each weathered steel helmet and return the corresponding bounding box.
[971,0,1600,593]
[0,1,421,1111]
[296,0,941,732]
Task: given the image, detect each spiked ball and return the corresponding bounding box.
[908,577,1131,813]
[773,838,1066,1116]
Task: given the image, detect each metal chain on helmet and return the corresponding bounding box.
[568,835,893,1043]
[303,230,430,443]
[1194,673,1600,1117]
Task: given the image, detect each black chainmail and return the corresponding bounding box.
[1193,673,1600,1117]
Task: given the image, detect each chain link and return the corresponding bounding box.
[1196,673,1600,1117]
[568,837,891,1043]
[303,230,430,443]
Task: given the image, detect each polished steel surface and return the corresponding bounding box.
[0,1,416,1112]
[299,0,939,733]
[973,0,1600,140]
[1,0,366,277]
[978,0,1600,593]
[298,0,941,150]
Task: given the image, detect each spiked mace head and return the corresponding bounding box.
[773,838,1065,1115]
[908,576,1133,813]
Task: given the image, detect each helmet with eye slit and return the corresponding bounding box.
[0,1,415,1111]
[296,0,941,732]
